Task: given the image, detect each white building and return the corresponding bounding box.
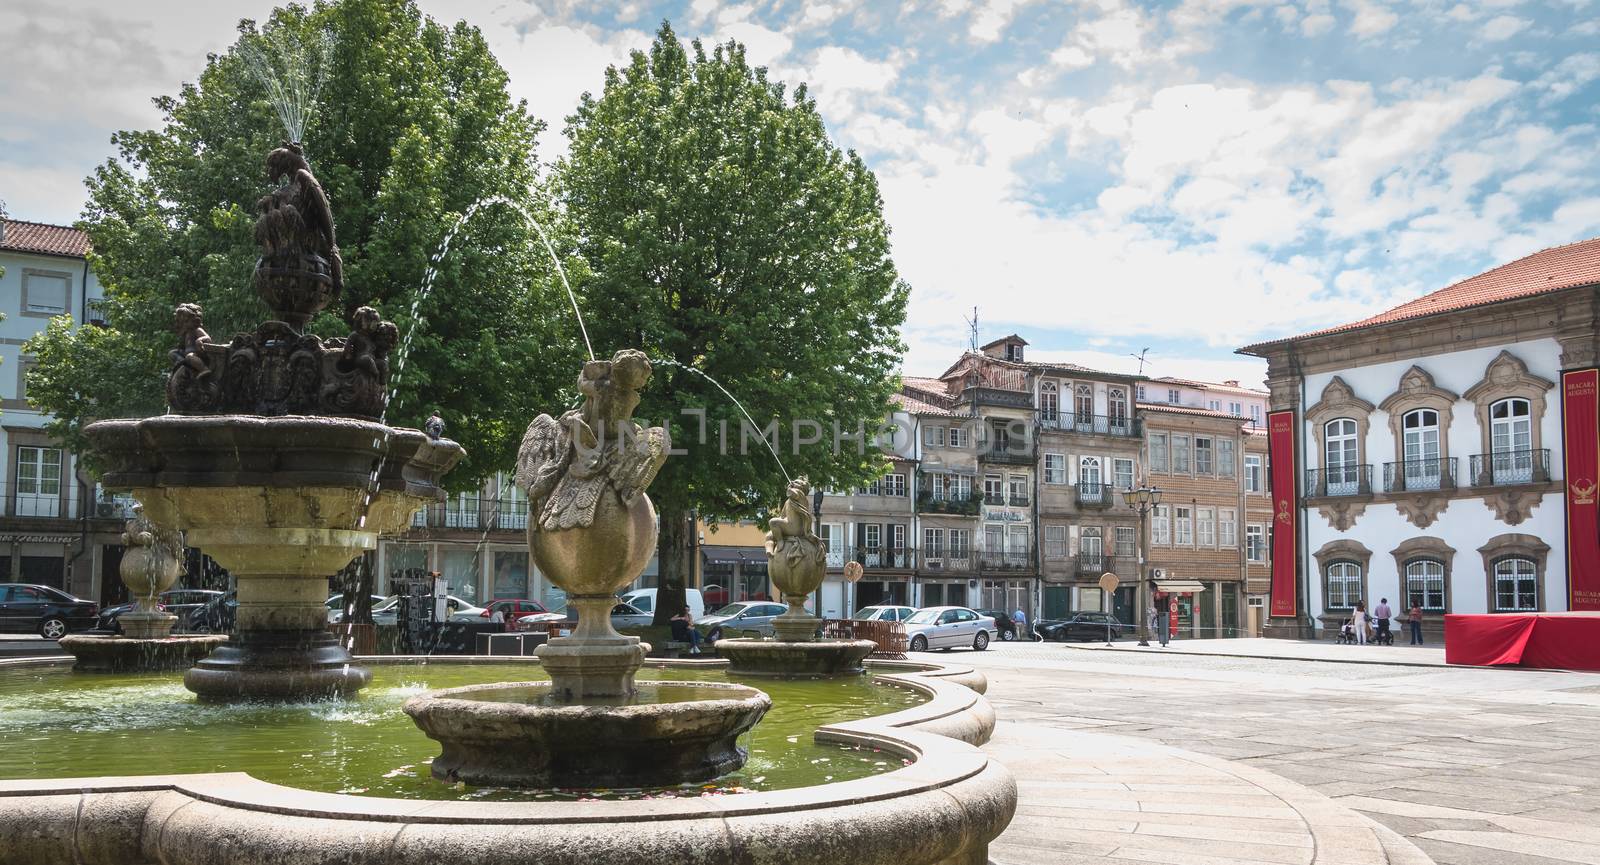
[1141,376,1269,430]
[1241,237,1600,639]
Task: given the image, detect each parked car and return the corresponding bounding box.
[472,599,549,623]
[186,592,237,634]
[698,601,797,639]
[853,605,916,623]
[325,594,388,624]
[515,602,652,631]
[0,584,98,639]
[367,594,484,626]
[975,608,1021,641]
[1035,612,1132,642]
[97,589,224,634]
[619,588,706,620]
[902,606,995,652]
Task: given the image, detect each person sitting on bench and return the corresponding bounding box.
[670,606,703,655]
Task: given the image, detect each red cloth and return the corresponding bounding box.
[1446,613,1600,670]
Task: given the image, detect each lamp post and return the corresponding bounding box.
[1121,485,1163,646]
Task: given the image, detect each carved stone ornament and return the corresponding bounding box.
[1482,489,1544,526]
[765,477,830,641]
[1317,500,1368,531]
[1393,494,1449,529]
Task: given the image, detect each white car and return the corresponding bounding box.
[325,594,386,624]
[366,594,484,625]
[854,605,916,623]
[903,606,995,652]
[516,601,652,632]
[619,588,706,620]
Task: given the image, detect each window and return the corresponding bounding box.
[859,479,882,496]
[1150,433,1169,473]
[1197,507,1215,547]
[1493,558,1537,612]
[1114,526,1136,557]
[1044,453,1067,485]
[1167,388,1180,404]
[1195,437,1213,474]
[1080,527,1103,565]
[1079,456,1102,489]
[1246,524,1265,561]
[1040,381,1058,422]
[1219,508,1236,547]
[1174,506,1193,545]
[1108,388,1128,424]
[1218,439,1235,477]
[1075,384,1094,423]
[923,527,945,557]
[1137,385,1147,401]
[1324,418,1359,494]
[984,474,1003,503]
[1244,455,1263,493]
[1229,401,1242,417]
[1113,458,1134,491]
[22,270,70,315]
[1250,405,1262,425]
[1007,473,1028,504]
[950,529,971,559]
[885,473,907,496]
[1152,505,1171,545]
[1402,409,1443,490]
[1208,399,1221,411]
[1006,343,1024,362]
[1044,525,1067,558]
[923,426,945,448]
[15,446,63,518]
[1404,559,1446,612]
[1489,398,1534,483]
[864,524,882,559]
[948,425,968,449]
[1172,435,1191,473]
[1326,562,1362,609]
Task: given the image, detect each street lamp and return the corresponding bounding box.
[1121,485,1163,646]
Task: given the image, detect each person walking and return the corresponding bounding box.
[1352,602,1369,645]
[1373,597,1393,644]
[1407,603,1424,645]
[1011,608,1027,640]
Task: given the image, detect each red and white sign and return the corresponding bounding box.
[1267,410,1298,619]
[1563,369,1600,611]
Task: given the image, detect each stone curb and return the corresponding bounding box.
[1059,643,1458,670]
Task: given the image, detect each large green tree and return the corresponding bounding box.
[25,0,578,481]
[556,24,910,623]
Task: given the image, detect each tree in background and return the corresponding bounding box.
[24,0,578,481]
[556,24,910,624]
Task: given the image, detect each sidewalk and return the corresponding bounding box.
[1063,637,1449,668]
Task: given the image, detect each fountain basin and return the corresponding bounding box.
[57,634,229,673]
[404,680,770,788]
[717,638,877,678]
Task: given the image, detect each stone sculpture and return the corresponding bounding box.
[114,509,186,640]
[765,477,828,642]
[254,141,342,324]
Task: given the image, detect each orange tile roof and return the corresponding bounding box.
[0,218,90,258]
[1151,376,1267,395]
[1137,401,1248,421]
[1241,234,1600,354]
[892,390,955,417]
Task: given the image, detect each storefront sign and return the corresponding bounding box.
[982,508,1027,522]
[1563,369,1600,611]
[1266,410,1298,618]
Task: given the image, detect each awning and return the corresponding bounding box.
[700,545,766,565]
[1155,580,1207,593]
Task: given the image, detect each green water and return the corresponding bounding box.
[0,664,923,801]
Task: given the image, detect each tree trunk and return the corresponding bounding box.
[652,498,691,626]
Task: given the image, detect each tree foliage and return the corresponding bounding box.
[556,24,910,619]
[25,0,578,480]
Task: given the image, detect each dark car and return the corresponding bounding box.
[0,583,98,639]
[185,591,238,635]
[976,609,1021,641]
[97,589,224,634]
[1036,612,1132,642]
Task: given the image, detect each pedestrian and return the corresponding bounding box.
[1011,607,1026,640]
[670,605,703,655]
[1145,603,1158,645]
[1408,602,1424,645]
[1373,597,1392,644]
[1352,601,1369,645]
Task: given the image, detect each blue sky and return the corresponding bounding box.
[3,0,1599,386]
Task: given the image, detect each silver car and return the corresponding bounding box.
[516,602,652,632]
[698,601,792,639]
[903,606,995,652]
[854,605,916,623]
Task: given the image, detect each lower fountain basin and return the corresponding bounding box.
[57,634,229,673]
[717,638,877,677]
[404,680,771,788]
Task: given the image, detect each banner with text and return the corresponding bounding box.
[1563,369,1600,611]
[1267,410,1298,619]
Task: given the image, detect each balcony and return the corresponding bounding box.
[981,443,1034,465]
[1075,554,1115,576]
[979,549,1035,571]
[965,386,1033,409]
[920,546,976,573]
[1305,466,1373,498]
[916,489,981,516]
[838,545,916,570]
[1040,413,1140,438]
[409,497,529,532]
[1076,481,1111,508]
[1,485,137,521]
[1383,457,1458,493]
[1469,449,1551,487]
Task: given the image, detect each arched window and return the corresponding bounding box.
[1080,456,1102,490]
[1040,381,1058,422]
[1324,418,1359,495]
[1326,562,1362,610]
[1108,388,1129,433]
[1402,409,1442,490]
[1075,384,1094,425]
[1404,559,1446,612]
[1493,557,1537,612]
[1489,398,1533,483]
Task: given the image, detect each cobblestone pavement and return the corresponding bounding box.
[959,640,1600,865]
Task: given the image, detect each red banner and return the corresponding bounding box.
[1563,369,1600,611]
[1267,410,1298,618]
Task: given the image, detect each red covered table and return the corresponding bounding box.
[1445,612,1600,670]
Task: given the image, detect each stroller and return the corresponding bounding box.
[1336,617,1358,644]
[1370,616,1394,646]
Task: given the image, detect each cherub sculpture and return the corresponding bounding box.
[255,141,343,301]
[171,303,213,380]
[341,306,396,380]
[766,477,825,572]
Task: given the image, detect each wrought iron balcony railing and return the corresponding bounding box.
[919,546,976,573]
[1076,481,1111,507]
[1305,465,1373,498]
[1040,413,1140,438]
[1383,457,1458,493]
[833,545,915,570]
[1468,449,1551,487]
[979,549,1035,571]
[1075,553,1114,576]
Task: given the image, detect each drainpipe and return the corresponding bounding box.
[1293,347,1312,638]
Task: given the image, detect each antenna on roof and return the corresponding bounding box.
[1129,347,1151,376]
[963,306,979,352]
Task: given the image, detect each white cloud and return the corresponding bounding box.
[1480,14,1532,40]
[968,0,1036,42]
[1344,0,1399,38]
[1533,52,1600,103]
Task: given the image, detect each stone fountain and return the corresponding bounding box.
[58,509,227,672]
[82,141,463,700]
[403,351,771,787]
[715,478,876,677]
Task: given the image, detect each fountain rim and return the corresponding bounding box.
[0,654,999,824]
[404,677,771,713]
